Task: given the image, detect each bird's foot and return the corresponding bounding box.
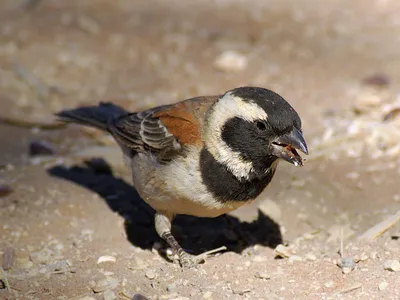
[178,246,227,268]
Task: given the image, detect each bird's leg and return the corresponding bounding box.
[154,212,226,267]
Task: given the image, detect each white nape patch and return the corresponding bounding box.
[204,91,268,180]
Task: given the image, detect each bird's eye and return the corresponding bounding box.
[256,121,266,131]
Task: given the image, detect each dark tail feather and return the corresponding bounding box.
[55,102,128,131]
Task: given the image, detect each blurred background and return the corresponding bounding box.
[0,0,399,299]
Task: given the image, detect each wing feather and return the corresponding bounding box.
[106,96,217,163]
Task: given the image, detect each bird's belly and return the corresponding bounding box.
[144,193,246,218]
[129,151,246,217]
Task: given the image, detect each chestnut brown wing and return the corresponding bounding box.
[108,97,215,163]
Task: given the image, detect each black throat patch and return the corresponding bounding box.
[199,147,277,203]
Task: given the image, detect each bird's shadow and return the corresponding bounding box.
[48,158,282,258]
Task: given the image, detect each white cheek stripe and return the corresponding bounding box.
[204,92,268,180]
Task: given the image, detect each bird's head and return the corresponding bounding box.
[204,86,308,180]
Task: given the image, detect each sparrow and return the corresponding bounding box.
[56,86,308,267]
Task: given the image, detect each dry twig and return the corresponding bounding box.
[359,210,400,241]
[0,116,66,130]
[337,283,362,295]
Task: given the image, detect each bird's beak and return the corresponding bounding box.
[271,127,308,166]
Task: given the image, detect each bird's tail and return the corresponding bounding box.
[55,102,128,131]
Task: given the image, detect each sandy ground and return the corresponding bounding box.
[0,0,399,299]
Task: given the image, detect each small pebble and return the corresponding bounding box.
[132,295,149,300]
[30,248,52,264]
[324,281,334,288]
[339,257,356,272]
[383,108,400,122]
[203,291,213,299]
[77,14,100,35]
[0,183,13,198]
[342,267,353,274]
[29,140,56,156]
[274,244,293,258]
[130,257,148,270]
[362,73,390,87]
[359,253,369,262]
[252,255,266,262]
[383,260,400,272]
[370,251,378,260]
[167,284,176,292]
[232,287,251,295]
[103,271,114,276]
[306,254,317,261]
[145,269,157,279]
[166,248,174,258]
[97,255,117,265]
[47,260,69,272]
[378,282,389,291]
[214,50,248,72]
[288,255,303,263]
[103,289,117,300]
[255,271,270,279]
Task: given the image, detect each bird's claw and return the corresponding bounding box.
[178,246,227,268]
